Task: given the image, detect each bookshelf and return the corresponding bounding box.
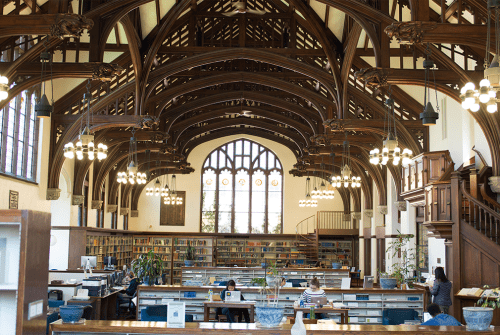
[133,236,172,284]
[86,234,133,269]
[215,238,308,267]
[172,237,214,284]
[318,240,353,267]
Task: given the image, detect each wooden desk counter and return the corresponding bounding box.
[50,320,500,334]
[67,289,122,320]
[293,307,349,324]
[138,285,425,294]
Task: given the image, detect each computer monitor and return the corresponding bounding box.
[103,256,117,267]
[81,256,97,268]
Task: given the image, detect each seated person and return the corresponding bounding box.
[421,304,461,326]
[118,272,139,304]
[220,279,250,323]
[280,277,287,288]
[300,277,326,319]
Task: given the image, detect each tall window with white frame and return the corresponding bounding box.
[0,89,39,182]
[201,139,283,234]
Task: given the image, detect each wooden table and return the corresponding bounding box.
[50,320,500,334]
[203,301,256,322]
[293,306,349,324]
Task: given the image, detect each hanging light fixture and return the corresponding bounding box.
[311,172,321,199]
[369,89,412,166]
[116,129,147,185]
[63,80,108,161]
[299,175,317,207]
[0,75,8,101]
[35,39,54,118]
[323,152,335,199]
[460,1,500,113]
[333,135,361,187]
[420,45,440,125]
[164,174,182,205]
[160,168,170,197]
[146,158,163,196]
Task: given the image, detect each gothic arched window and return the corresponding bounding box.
[201,139,283,234]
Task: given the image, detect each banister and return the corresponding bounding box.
[480,184,500,213]
[461,181,500,220]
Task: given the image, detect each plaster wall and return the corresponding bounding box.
[130,134,345,233]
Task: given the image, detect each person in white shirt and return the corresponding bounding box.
[300,277,326,319]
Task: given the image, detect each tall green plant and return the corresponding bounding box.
[384,231,421,285]
[186,241,196,261]
[131,250,164,285]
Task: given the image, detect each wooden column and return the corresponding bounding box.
[450,172,462,319]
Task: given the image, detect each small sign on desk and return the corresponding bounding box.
[167,302,185,328]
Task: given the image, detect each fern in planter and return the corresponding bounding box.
[131,250,164,286]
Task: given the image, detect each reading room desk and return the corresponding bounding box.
[49,320,500,334]
[203,301,256,322]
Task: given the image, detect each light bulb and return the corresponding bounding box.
[470,103,480,112]
[464,82,475,91]
[344,182,349,188]
[336,182,341,188]
[480,78,490,87]
[356,182,361,187]
[487,101,498,113]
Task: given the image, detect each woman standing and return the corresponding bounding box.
[430,267,452,314]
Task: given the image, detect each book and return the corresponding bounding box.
[457,288,484,297]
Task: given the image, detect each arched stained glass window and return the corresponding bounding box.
[201,139,283,234]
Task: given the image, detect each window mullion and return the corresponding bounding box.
[265,172,269,234]
[0,105,8,173]
[215,171,220,233]
[22,92,32,178]
[12,96,20,175]
[248,172,252,234]
[231,170,235,233]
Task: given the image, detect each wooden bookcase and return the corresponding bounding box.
[215,237,307,267]
[86,234,133,269]
[318,239,353,267]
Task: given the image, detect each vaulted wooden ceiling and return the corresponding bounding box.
[0,0,497,212]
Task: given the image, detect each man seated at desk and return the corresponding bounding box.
[219,279,250,323]
[117,272,139,304]
[421,304,461,326]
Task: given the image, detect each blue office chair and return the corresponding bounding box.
[382,308,419,325]
[48,299,65,308]
[141,305,193,322]
[46,311,59,334]
[287,279,306,288]
[218,281,228,287]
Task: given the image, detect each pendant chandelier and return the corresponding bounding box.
[369,90,412,166]
[63,80,108,161]
[116,129,147,185]
[460,0,500,113]
[332,137,361,188]
[299,175,317,207]
[164,173,182,205]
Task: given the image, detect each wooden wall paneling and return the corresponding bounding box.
[461,240,480,288]
[68,229,87,269]
[480,253,500,287]
[364,238,371,276]
[21,210,51,335]
[429,157,441,180]
[417,159,423,187]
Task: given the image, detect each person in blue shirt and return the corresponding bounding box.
[421,304,462,326]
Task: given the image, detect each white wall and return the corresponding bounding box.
[130,134,345,234]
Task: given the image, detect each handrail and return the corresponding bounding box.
[295,215,315,237]
[480,184,500,214]
[317,211,353,230]
[461,181,499,245]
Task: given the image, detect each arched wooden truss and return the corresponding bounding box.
[1,0,497,213]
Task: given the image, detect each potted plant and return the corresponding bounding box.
[380,231,420,289]
[463,286,500,330]
[254,262,284,327]
[184,241,195,267]
[131,250,164,286]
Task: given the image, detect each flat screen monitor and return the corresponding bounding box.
[103,256,117,266]
[81,256,97,268]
